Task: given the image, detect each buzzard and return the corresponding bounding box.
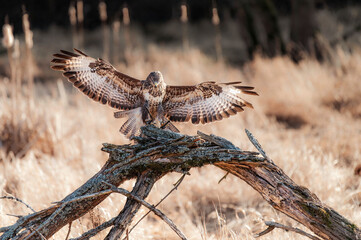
[51,49,258,138]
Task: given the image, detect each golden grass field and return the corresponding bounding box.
[1,27,361,239]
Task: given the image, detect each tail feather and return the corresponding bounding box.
[114,108,139,118]
[242,100,253,108]
[117,108,180,139]
[130,120,139,137]
[118,107,144,138]
[119,119,132,135]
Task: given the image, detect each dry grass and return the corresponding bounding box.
[0,31,361,239]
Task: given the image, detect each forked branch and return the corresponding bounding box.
[0,125,359,240]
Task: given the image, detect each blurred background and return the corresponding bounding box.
[0,1,361,239]
[1,0,361,65]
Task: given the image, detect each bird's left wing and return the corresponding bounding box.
[51,49,143,110]
[163,82,258,124]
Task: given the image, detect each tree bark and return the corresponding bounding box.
[104,171,163,240]
[1,125,359,240]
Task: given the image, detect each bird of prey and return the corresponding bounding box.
[51,49,258,138]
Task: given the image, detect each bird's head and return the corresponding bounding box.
[146,71,164,88]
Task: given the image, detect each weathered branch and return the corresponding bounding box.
[65,222,72,240]
[1,125,359,240]
[255,221,321,240]
[124,173,187,239]
[0,196,36,213]
[104,171,163,240]
[69,217,115,240]
[214,132,360,240]
[103,179,187,240]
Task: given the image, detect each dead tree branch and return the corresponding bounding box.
[103,178,187,240]
[0,195,36,213]
[0,125,360,240]
[69,218,115,240]
[255,221,321,240]
[123,173,187,239]
[103,171,163,240]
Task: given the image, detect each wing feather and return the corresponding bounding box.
[163,82,257,124]
[51,49,143,110]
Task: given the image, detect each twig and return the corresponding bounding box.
[105,182,188,240]
[245,129,268,159]
[173,173,187,187]
[69,218,116,240]
[65,222,72,240]
[125,229,129,240]
[1,195,36,213]
[255,221,321,240]
[218,172,229,184]
[53,189,113,205]
[197,130,237,150]
[105,171,161,239]
[125,173,187,238]
[29,227,47,240]
[6,214,23,218]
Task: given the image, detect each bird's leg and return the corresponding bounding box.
[145,107,154,125]
[160,120,171,129]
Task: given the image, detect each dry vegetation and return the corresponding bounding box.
[1,17,361,240]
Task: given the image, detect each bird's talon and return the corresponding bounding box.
[161,121,171,129]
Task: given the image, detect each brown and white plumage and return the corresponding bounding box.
[163,82,257,124]
[51,49,258,138]
[51,49,142,110]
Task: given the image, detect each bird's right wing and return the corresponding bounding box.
[51,49,143,110]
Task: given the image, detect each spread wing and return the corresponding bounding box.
[51,49,143,110]
[163,82,258,124]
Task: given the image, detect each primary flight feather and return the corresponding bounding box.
[51,49,258,138]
